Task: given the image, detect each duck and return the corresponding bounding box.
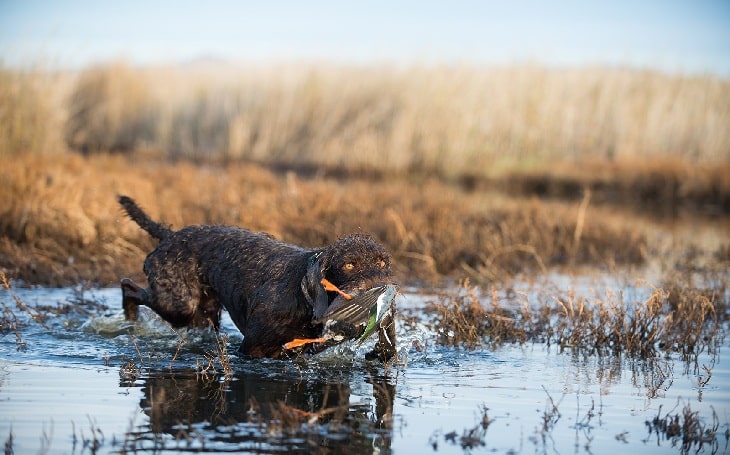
[283,280,397,352]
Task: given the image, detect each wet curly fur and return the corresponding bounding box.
[118,195,396,360]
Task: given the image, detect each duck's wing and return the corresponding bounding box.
[315,286,387,326]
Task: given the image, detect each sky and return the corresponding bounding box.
[1,0,729,76]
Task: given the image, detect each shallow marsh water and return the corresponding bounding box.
[1,276,728,454]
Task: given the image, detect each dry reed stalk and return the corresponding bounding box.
[570,188,591,262]
[0,271,48,328]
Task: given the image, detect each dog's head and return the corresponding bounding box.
[302,234,392,320]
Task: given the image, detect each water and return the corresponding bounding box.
[1,279,728,454]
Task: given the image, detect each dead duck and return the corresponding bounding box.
[283,280,397,353]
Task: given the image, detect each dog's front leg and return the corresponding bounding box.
[121,277,147,321]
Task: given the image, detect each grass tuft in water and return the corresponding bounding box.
[430,403,491,451]
[644,400,727,455]
[4,427,13,455]
[429,273,727,362]
[196,333,234,382]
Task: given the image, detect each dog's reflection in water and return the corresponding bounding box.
[123,366,395,451]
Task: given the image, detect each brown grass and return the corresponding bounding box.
[0,153,660,286]
[429,273,727,361]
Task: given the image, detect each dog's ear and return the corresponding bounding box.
[301,253,329,320]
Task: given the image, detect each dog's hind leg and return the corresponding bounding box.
[121,277,207,328]
[138,265,217,329]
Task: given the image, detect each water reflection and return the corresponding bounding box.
[122,364,395,453]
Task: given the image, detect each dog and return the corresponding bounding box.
[118,195,396,361]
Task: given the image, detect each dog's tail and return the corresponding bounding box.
[118,195,173,241]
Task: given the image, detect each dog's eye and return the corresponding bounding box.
[343,263,355,271]
[378,260,386,268]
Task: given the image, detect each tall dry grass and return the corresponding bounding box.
[3,62,729,175]
[64,62,156,153]
[0,65,67,156]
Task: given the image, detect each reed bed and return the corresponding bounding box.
[2,62,729,170]
[0,65,68,156]
[0,153,656,286]
[429,273,727,362]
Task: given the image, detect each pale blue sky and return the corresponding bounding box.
[1,1,729,75]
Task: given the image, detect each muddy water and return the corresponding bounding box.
[1,278,728,454]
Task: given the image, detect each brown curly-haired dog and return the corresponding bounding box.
[118,195,396,360]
